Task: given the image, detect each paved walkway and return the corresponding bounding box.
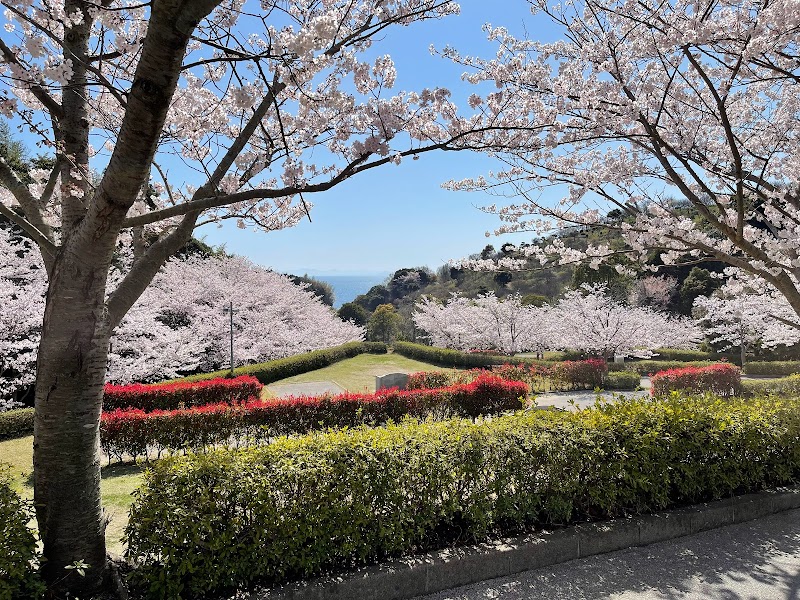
[414,509,800,600]
[533,377,651,411]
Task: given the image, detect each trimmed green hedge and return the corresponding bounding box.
[603,370,641,390]
[393,341,508,367]
[160,342,388,385]
[0,408,34,441]
[649,348,714,361]
[744,361,800,377]
[126,394,800,599]
[0,465,43,599]
[393,341,551,369]
[742,374,800,397]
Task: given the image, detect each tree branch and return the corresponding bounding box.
[106,210,200,329]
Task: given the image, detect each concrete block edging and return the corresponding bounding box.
[252,486,800,600]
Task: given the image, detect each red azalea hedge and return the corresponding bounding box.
[548,358,608,389]
[100,374,529,462]
[650,363,742,398]
[102,376,262,412]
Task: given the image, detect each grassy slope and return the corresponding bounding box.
[265,352,452,393]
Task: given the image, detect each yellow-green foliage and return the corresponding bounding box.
[742,373,800,397]
[125,394,800,599]
[0,465,43,600]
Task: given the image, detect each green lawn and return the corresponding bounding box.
[1,435,143,554]
[265,352,453,393]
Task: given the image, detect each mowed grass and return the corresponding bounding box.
[0,435,144,554]
[266,352,454,393]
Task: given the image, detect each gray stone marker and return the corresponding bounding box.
[375,372,409,391]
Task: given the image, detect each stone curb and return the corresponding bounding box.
[250,487,800,600]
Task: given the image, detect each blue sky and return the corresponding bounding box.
[197,2,560,275]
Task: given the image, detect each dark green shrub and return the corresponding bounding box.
[0,408,34,441]
[0,466,44,599]
[126,394,800,599]
[603,371,641,390]
[160,342,388,385]
[393,341,507,367]
[744,361,800,377]
[393,342,553,369]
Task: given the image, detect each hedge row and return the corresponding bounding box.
[406,360,639,393]
[608,360,716,375]
[393,341,527,368]
[0,465,44,599]
[103,376,262,412]
[742,374,800,397]
[647,348,715,361]
[744,361,800,377]
[100,375,529,462]
[651,364,742,397]
[126,393,800,599]
[0,408,34,441]
[160,341,388,385]
[603,370,642,390]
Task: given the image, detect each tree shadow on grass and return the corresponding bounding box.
[101,462,145,480]
[23,461,145,487]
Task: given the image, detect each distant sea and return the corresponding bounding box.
[313,274,388,308]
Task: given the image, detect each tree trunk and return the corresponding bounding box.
[34,250,112,595]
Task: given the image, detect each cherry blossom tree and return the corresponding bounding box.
[0,228,363,395]
[413,292,551,354]
[0,223,45,408]
[546,284,700,358]
[694,270,800,365]
[108,254,364,383]
[0,0,482,590]
[447,0,800,321]
[628,276,678,311]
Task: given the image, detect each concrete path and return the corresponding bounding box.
[268,381,345,397]
[414,509,800,600]
[534,377,651,411]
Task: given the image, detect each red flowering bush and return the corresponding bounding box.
[102,375,262,412]
[100,374,530,462]
[650,363,742,397]
[549,359,608,390]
